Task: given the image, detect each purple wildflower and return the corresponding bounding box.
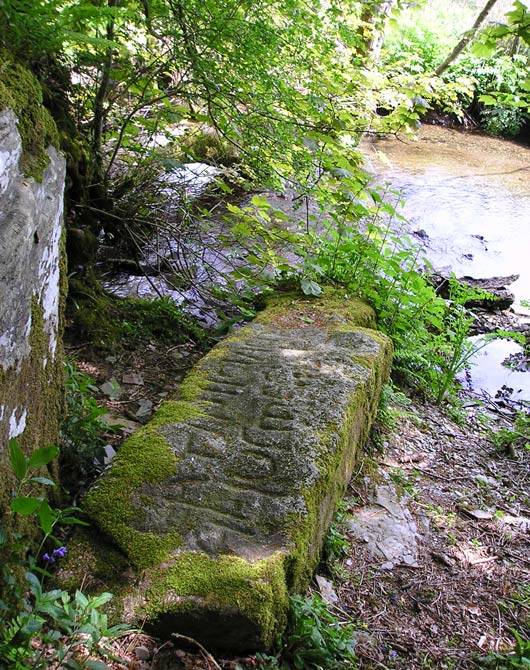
[42,553,55,564]
[53,546,67,559]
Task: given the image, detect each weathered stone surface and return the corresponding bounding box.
[68,294,392,652]
[0,105,66,514]
[347,484,420,569]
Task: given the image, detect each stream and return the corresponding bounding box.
[363,125,530,402]
[103,125,530,401]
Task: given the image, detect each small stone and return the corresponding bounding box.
[134,646,151,661]
[101,413,142,434]
[466,509,494,520]
[123,372,144,385]
[402,554,419,567]
[315,575,338,604]
[135,399,154,422]
[100,378,123,399]
[103,445,116,465]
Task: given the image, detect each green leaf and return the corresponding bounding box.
[30,477,57,487]
[28,446,59,469]
[11,497,41,515]
[75,590,89,608]
[300,279,322,296]
[24,571,41,589]
[478,94,498,106]
[85,660,110,670]
[251,194,269,209]
[89,592,114,609]
[9,438,27,480]
[60,516,90,526]
[226,202,244,215]
[38,501,56,535]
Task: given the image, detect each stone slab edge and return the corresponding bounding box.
[60,292,392,652]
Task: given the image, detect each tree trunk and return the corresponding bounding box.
[360,0,396,59]
[435,0,501,76]
[92,0,119,194]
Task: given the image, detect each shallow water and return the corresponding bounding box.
[364,126,530,400]
[463,338,530,402]
[364,126,530,306]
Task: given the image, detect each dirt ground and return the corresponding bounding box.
[339,393,530,670]
[64,324,530,670]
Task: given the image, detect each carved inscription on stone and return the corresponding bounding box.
[132,326,380,559]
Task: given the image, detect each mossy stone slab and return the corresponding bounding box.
[76,293,392,652]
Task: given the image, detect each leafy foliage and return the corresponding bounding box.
[0,441,129,670]
[478,630,530,670]
[60,361,113,494]
[258,594,358,670]
[322,502,350,570]
[490,409,530,456]
[382,1,530,136]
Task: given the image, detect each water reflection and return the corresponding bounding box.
[364,126,530,400]
[364,127,530,307]
[462,338,530,402]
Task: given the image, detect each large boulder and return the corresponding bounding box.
[62,293,392,652]
[0,54,66,519]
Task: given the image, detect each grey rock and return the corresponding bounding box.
[348,484,420,568]
[74,296,392,652]
[315,575,338,604]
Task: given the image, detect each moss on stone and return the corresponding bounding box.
[65,291,392,650]
[0,49,59,180]
[0,299,66,601]
[178,367,212,402]
[150,400,205,426]
[0,299,64,504]
[83,401,206,568]
[257,288,376,330]
[141,550,289,649]
[282,329,392,592]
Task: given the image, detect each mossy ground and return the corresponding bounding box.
[67,278,206,353]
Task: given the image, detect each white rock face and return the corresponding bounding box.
[0,108,66,446]
[0,110,65,373]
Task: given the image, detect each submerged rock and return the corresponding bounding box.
[59,292,392,652]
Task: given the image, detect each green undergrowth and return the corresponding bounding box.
[60,360,114,497]
[0,441,132,670]
[478,631,530,670]
[67,278,207,351]
[258,593,358,670]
